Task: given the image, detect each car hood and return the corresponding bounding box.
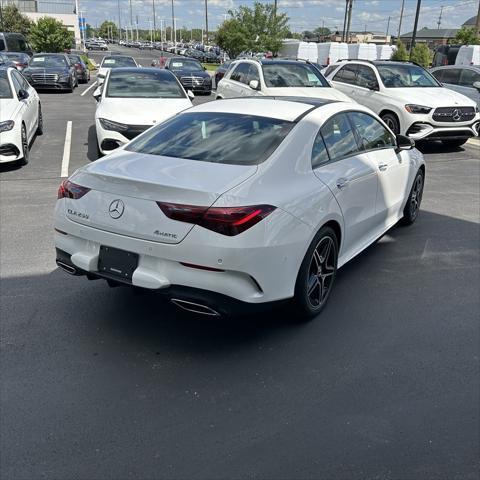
[266,86,353,102]
[386,87,477,107]
[96,97,192,125]
[0,98,19,121]
[172,69,210,78]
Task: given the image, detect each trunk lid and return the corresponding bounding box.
[64,149,257,244]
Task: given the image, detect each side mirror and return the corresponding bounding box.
[18,89,29,100]
[395,134,415,153]
[187,90,195,100]
[249,79,260,90]
[473,81,480,92]
[203,66,207,70]
[93,86,102,102]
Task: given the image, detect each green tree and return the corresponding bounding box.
[28,17,73,52]
[217,2,289,56]
[410,43,433,67]
[0,5,32,36]
[454,26,479,45]
[97,20,117,40]
[314,27,331,36]
[391,40,409,61]
[216,19,248,58]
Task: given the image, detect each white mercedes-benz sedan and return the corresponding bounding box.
[93,67,193,156]
[0,66,43,166]
[55,97,425,318]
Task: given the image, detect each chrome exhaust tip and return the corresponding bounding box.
[171,298,221,317]
[56,261,78,275]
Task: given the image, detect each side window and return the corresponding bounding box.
[459,69,480,87]
[0,39,5,51]
[333,64,357,85]
[348,111,396,151]
[323,65,338,78]
[230,63,250,84]
[355,65,378,89]
[311,132,330,169]
[246,65,260,84]
[441,68,461,85]
[321,113,360,161]
[430,69,444,82]
[11,72,22,96]
[12,71,29,90]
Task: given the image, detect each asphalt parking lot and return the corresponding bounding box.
[1,47,479,479]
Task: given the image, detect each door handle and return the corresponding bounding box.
[378,163,388,171]
[336,177,349,189]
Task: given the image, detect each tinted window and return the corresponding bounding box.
[246,65,260,84]
[262,63,329,87]
[12,70,29,91]
[311,132,330,169]
[377,64,440,88]
[441,68,461,85]
[321,113,360,161]
[0,39,4,51]
[356,65,378,88]
[431,69,444,82]
[323,65,339,77]
[0,70,12,98]
[459,69,480,87]
[102,56,137,68]
[106,71,185,98]
[333,64,357,85]
[348,112,396,151]
[11,72,22,96]
[30,55,68,68]
[126,112,294,166]
[5,35,28,52]
[230,63,250,83]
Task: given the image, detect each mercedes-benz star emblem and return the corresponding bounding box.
[452,108,462,121]
[108,199,125,219]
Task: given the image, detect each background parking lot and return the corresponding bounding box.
[1,46,479,479]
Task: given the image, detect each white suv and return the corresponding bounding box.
[325,60,480,148]
[216,59,352,103]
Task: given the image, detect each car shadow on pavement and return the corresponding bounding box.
[86,125,100,162]
[415,141,467,155]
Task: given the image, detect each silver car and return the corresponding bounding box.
[430,65,480,107]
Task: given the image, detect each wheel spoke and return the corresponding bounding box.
[307,275,320,298]
[320,238,332,263]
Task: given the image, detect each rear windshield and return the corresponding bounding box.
[262,63,330,88]
[101,57,136,68]
[30,55,68,68]
[0,70,12,98]
[106,70,185,98]
[125,112,294,165]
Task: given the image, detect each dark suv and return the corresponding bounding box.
[22,53,77,91]
[164,57,212,95]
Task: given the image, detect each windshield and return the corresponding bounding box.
[30,55,68,68]
[169,59,202,72]
[106,70,186,98]
[262,63,330,88]
[0,71,12,98]
[125,112,294,165]
[5,53,29,62]
[377,64,441,88]
[101,57,137,68]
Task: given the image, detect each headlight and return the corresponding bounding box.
[0,120,15,132]
[405,104,432,114]
[99,118,129,132]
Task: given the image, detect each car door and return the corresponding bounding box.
[245,63,262,96]
[458,68,480,107]
[330,63,357,98]
[348,111,411,227]
[225,62,252,97]
[352,64,380,111]
[10,70,34,137]
[312,112,378,257]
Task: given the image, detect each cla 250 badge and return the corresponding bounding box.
[67,208,89,220]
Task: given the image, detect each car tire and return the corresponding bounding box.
[66,78,74,93]
[36,104,44,135]
[18,124,29,166]
[401,169,424,225]
[441,139,468,149]
[381,112,400,134]
[292,226,338,319]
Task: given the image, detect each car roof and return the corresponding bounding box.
[185,97,338,122]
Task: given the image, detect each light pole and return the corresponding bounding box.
[153,0,157,42]
[117,0,121,41]
[205,0,209,45]
[397,0,405,38]
[409,0,422,56]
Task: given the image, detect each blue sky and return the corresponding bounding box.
[78,0,477,35]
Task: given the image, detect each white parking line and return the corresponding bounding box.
[81,82,97,97]
[61,121,73,178]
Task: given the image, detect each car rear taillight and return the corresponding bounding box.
[157,202,276,236]
[57,179,91,200]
